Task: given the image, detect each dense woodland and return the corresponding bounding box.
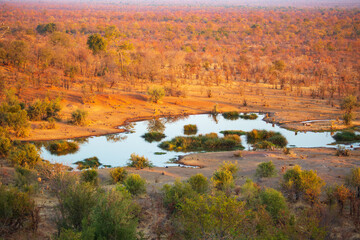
[0,3,359,100]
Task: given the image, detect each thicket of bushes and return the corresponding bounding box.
[142,132,166,142]
[46,141,79,156]
[247,129,288,148]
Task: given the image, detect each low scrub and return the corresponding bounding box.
[47,141,79,156]
[256,161,277,178]
[81,169,99,185]
[75,157,102,170]
[220,130,247,136]
[9,143,41,168]
[127,153,153,169]
[159,133,243,152]
[184,124,198,135]
[187,174,209,194]
[71,109,88,126]
[222,111,240,120]
[254,140,276,149]
[142,132,166,142]
[247,129,288,148]
[335,146,350,156]
[110,167,128,183]
[333,131,360,142]
[124,174,146,196]
[239,113,258,120]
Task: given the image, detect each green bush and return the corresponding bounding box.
[127,153,153,169]
[75,157,102,170]
[211,169,234,191]
[14,166,39,194]
[335,145,350,156]
[239,113,258,120]
[219,161,239,177]
[0,135,11,157]
[184,124,198,135]
[147,86,165,103]
[142,132,166,142]
[240,179,260,207]
[256,161,277,178]
[71,109,88,126]
[82,187,139,240]
[220,130,247,136]
[56,182,98,231]
[333,131,360,142]
[347,167,360,197]
[110,167,128,183]
[187,174,209,194]
[254,140,276,149]
[247,129,287,148]
[9,143,41,168]
[222,111,240,120]
[260,188,288,221]
[56,229,81,240]
[124,174,146,196]
[47,141,79,156]
[81,169,99,185]
[162,179,196,212]
[0,185,37,235]
[27,98,61,121]
[159,133,243,152]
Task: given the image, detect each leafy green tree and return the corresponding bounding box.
[162,179,196,212]
[7,40,29,68]
[87,33,107,54]
[341,95,358,125]
[347,167,360,198]
[9,143,40,168]
[260,188,288,222]
[36,23,57,34]
[82,186,139,240]
[187,174,209,194]
[147,86,165,103]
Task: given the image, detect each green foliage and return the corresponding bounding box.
[162,179,196,212]
[14,166,39,194]
[333,131,360,142]
[220,130,247,136]
[187,174,209,194]
[87,33,107,54]
[142,131,166,142]
[256,161,277,178]
[9,143,41,168]
[159,133,243,152]
[254,140,276,149]
[347,167,360,197]
[147,86,165,103]
[177,193,250,240]
[47,141,79,156]
[110,167,128,183]
[71,109,88,126]
[0,185,36,235]
[127,153,153,169]
[56,182,98,231]
[82,187,139,240]
[343,112,353,125]
[282,165,325,203]
[27,98,61,121]
[0,134,11,157]
[219,161,239,177]
[240,179,260,207]
[247,129,287,148]
[211,169,234,191]
[0,92,30,137]
[36,23,57,34]
[124,174,146,196]
[75,157,102,170]
[222,111,240,120]
[260,188,288,221]
[183,124,197,135]
[56,229,81,240]
[239,113,258,120]
[81,169,99,186]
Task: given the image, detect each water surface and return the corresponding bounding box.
[39,114,359,168]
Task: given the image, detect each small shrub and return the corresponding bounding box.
[81,169,98,185]
[0,185,37,235]
[14,166,39,194]
[124,174,146,196]
[283,147,292,155]
[82,187,139,240]
[254,140,275,149]
[211,169,234,191]
[335,146,350,156]
[219,161,239,177]
[233,150,243,157]
[57,229,81,240]
[75,157,102,170]
[333,131,360,142]
[71,109,88,126]
[27,98,61,121]
[239,113,258,120]
[187,174,209,194]
[256,161,277,178]
[347,167,360,197]
[127,153,153,169]
[184,124,198,135]
[47,141,79,156]
[247,129,287,148]
[148,86,165,103]
[47,117,56,129]
[162,179,196,212]
[9,143,41,168]
[142,132,166,142]
[241,179,260,207]
[267,135,288,147]
[222,111,240,120]
[220,130,247,136]
[334,184,351,214]
[110,167,128,183]
[0,135,11,157]
[260,188,288,221]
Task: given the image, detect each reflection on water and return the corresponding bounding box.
[40,113,360,168]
